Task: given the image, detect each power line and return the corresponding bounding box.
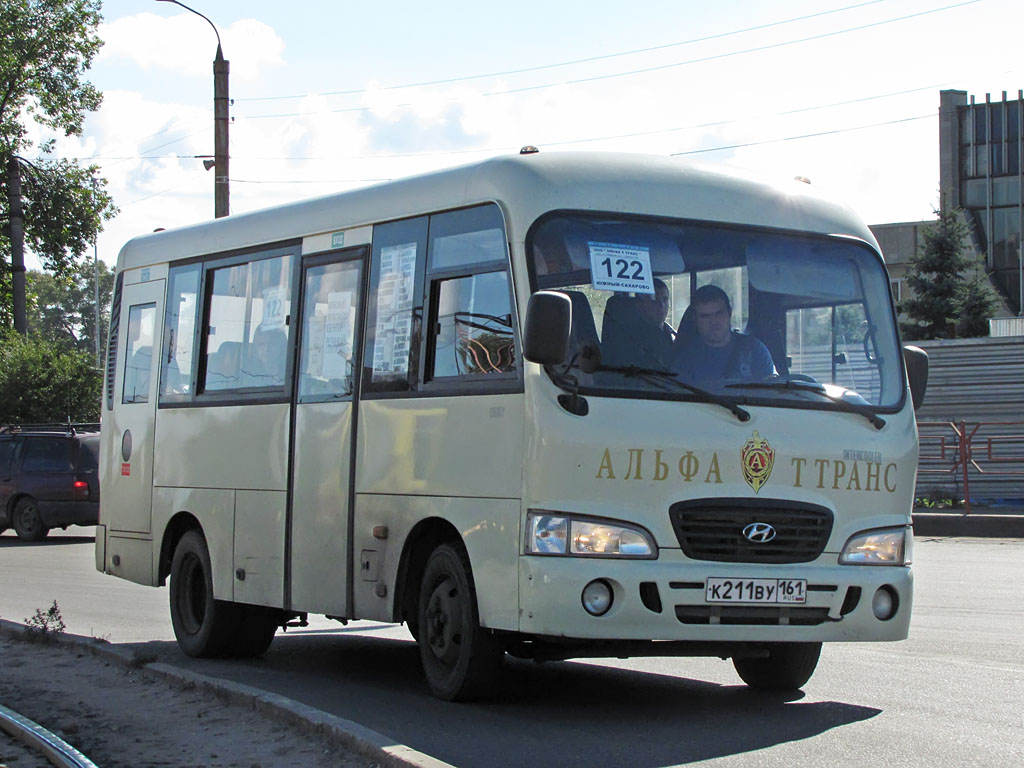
[75,78,951,163]
[671,112,935,156]
[237,0,981,121]
[234,0,888,103]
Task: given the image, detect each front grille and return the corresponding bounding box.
[670,499,833,564]
[674,605,831,626]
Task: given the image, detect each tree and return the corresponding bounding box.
[901,209,997,340]
[0,330,101,423]
[956,264,1000,338]
[1,0,117,332]
[27,260,113,356]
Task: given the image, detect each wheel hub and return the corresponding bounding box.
[425,576,462,666]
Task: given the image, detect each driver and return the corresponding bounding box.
[673,284,775,386]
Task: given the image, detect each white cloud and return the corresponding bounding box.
[98,13,284,82]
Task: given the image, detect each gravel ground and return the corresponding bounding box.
[0,631,376,768]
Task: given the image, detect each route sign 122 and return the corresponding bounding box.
[589,242,654,294]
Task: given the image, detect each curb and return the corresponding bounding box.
[912,511,1024,538]
[0,702,99,768]
[0,619,451,768]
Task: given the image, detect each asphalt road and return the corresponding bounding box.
[1,528,1022,768]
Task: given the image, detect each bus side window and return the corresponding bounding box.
[429,271,516,379]
[200,252,294,394]
[363,217,428,393]
[298,258,362,400]
[160,264,201,399]
[423,204,516,384]
[123,303,156,404]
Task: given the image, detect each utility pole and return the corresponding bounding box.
[7,154,27,334]
[157,1,229,218]
[214,44,230,218]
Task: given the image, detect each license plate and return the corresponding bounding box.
[705,577,807,604]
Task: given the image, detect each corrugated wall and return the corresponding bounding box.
[913,336,1024,502]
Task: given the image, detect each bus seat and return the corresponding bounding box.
[601,295,643,366]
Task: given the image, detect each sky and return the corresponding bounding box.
[27,0,1024,269]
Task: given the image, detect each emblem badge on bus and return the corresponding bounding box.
[742,522,777,543]
[741,431,775,494]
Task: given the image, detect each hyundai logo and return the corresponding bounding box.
[742,522,777,543]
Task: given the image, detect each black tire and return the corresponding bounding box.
[733,642,822,691]
[417,543,503,701]
[13,497,49,542]
[224,605,282,657]
[169,530,241,657]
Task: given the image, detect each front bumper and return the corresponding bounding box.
[518,548,912,643]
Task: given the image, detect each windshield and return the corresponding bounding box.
[528,213,904,409]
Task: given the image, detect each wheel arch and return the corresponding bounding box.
[393,517,466,625]
[158,511,203,586]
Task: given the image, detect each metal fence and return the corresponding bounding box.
[917,420,1024,511]
[914,335,1024,505]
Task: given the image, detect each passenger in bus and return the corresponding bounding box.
[207,341,242,389]
[673,284,775,386]
[245,326,287,386]
[601,278,676,369]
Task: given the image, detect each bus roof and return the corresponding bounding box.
[115,152,877,271]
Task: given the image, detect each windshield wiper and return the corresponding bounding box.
[724,378,885,430]
[599,363,751,423]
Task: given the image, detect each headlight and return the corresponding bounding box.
[526,511,657,558]
[840,527,912,566]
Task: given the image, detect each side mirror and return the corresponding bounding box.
[903,345,928,410]
[523,291,571,365]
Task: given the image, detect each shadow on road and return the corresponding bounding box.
[0,534,95,547]
[117,630,882,768]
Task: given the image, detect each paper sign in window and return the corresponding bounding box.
[588,242,654,294]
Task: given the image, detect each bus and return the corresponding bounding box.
[97,151,927,700]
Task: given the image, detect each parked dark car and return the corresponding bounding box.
[0,427,101,541]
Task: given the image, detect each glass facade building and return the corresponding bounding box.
[940,89,1024,313]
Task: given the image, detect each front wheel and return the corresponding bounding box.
[733,642,822,691]
[13,497,49,542]
[169,530,241,657]
[417,543,503,700]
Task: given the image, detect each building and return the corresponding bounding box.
[939,89,1024,314]
[869,89,1023,323]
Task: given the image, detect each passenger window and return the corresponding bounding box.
[424,204,516,384]
[428,205,507,270]
[22,438,73,472]
[160,264,200,399]
[364,217,427,392]
[431,272,516,378]
[123,303,156,404]
[202,253,293,392]
[298,258,362,400]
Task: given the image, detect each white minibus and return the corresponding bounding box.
[97,151,927,700]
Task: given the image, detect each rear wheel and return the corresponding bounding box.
[224,605,282,657]
[417,543,503,700]
[169,530,241,657]
[733,642,822,691]
[13,497,49,542]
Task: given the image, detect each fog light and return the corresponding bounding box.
[872,586,898,621]
[581,579,613,616]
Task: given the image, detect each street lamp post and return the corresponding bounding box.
[156,0,229,218]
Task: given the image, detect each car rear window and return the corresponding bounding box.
[78,437,100,471]
[21,437,74,472]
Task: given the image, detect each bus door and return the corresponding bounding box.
[288,249,366,616]
[108,278,164,534]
